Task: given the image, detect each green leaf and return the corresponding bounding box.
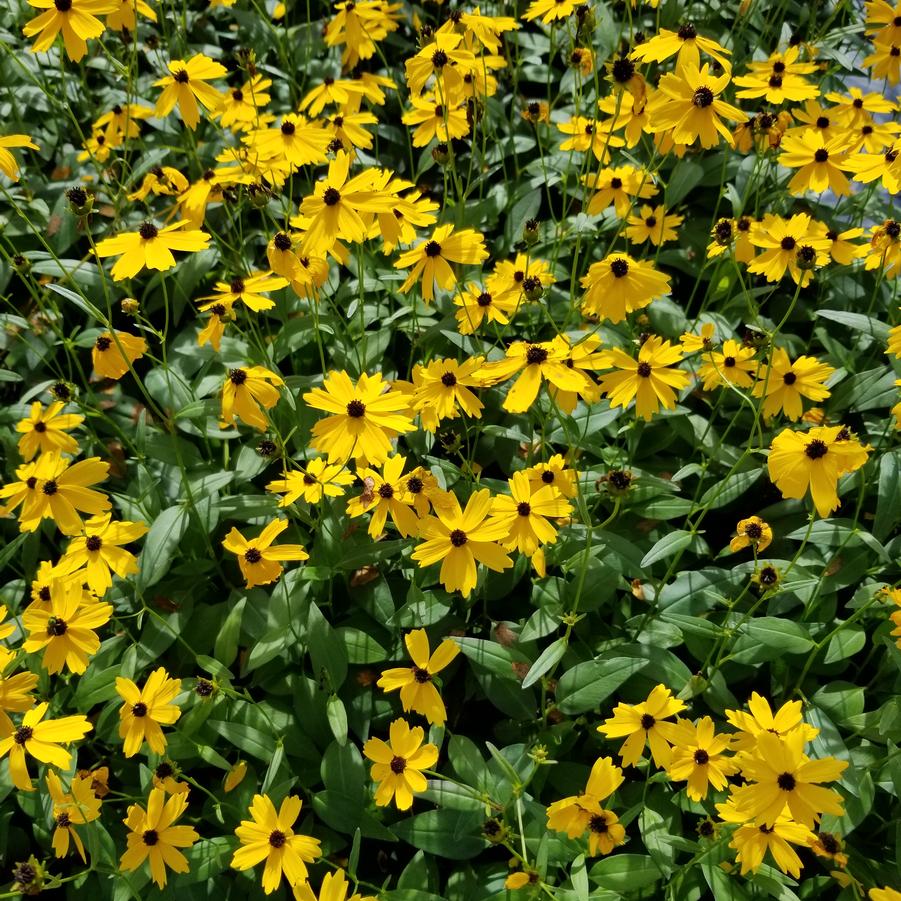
[732,617,814,663]
[590,854,662,892]
[556,657,647,714]
[640,530,693,568]
[136,505,189,592]
[522,636,567,688]
[392,809,486,860]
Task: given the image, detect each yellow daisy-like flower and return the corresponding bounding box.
[583,165,658,217]
[410,357,484,431]
[667,716,738,800]
[92,331,147,380]
[106,0,157,30]
[625,204,684,246]
[22,0,117,62]
[730,516,773,553]
[522,0,581,23]
[453,282,519,334]
[115,667,182,758]
[394,225,488,302]
[697,339,757,391]
[154,54,227,130]
[266,458,356,506]
[0,134,40,182]
[293,868,377,901]
[46,771,102,862]
[747,213,831,286]
[222,519,309,589]
[778,130,852,197]
[345,454,420,538]
[363,717,439,810]
[631,23,731,71]
[725,692,820,751]
[94,221,211,281]
[15,402,83,461]
[718,801,814,878]
[580,253,671,323]
[221,365,284,431]
[198,272,289,313]
[753,348,835,421]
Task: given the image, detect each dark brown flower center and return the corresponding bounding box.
[640,713,656,730]
[449,529,467,547]
[693,87,714,108]
[517,501,531,516]
[526,345,548,365]
[780,236,796,251]
[441,372,457,387]
[745,522,763,539]
[816,116,830,129]
[229,368,248,385]
[56,812,71,827]
[323,187,341,206]
[777,772,796,791]
[432,50,448,69]
[269,830,286,848]
[46,616,68,636]
[346,399,365,417]
[378,483,394,499]
[281,121,296,135]
[14,726,33,744]
[610,177,623,189]
[611,58,635,83]
[805,439,828,459]
[407,476,423,493]
[86,535,102,552]
[476,291,492,307]
[413,666,431,683]
[693,749,709,765]
[95,336,112,351]
[541,470,555,484]
[230,278,245,295]
[42,480,58,495]
[819,833,840,854]
[589,814,609,833]
[244,548,263,563]
[814,148,829,163]
[637,362,652,378]
[678,22,697,39]
[143,829,159,845]
[131,702,148,717]
[33,421,47,433]
[173,69,190,84]
[610,258,629,277]
[273,232,292,251]
[139,222,159,240]
[156,762,174,778]
[424,240,442,257]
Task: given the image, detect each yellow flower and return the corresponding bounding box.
[119,789,198,888]
[768,425,871,517]
[0,134,39,181]
[597,684,686,768]
[394,225,488,302]
[411,488,512,597]
[580,253,671,323]
[222,519,309,588]
[0,701,92,791]
[725,692,820,751]
[325,1,401,68]
[863,39,901,85]
[522,0,580,24]
[197,299,234,351]
[116,667,182,758]
[94,221,211,281]
[404,32,475,97]
[293,868,378,901]
[221,365,284,431]
[21,574,112,674]
[872,889,901,901]
[747,213,831,286]
[363,717,439,810]
[198,271,289,313]
[377,629,460,725]
[303,371,415,465]
[753,348,835,420]
[667,717,738,800]
[697,340,757,391]
[46,771,102,862]
[224,760,248,792]
[718,801,814,877]
[525,455,578,498]
[598,336,690,421]
[402,94,471,147]
[557,117,625,162]
[346,454,421,538]
[152,760,189,795]
[267,458,356,506]
[808,831,848,868]
[154,54,226,130]
[16,402,83,461]
[411,357,484,431]
[631,23,731,70]
[106,0,157,30]
[454,282,519,334]
[22,0,117,62]
[730,516,773,553]
[231,794,322,894]
[582,165,658,217]
[216,75,272,131]
[247,113,331,170]
[778,130,852,197]
[626,204,684,246]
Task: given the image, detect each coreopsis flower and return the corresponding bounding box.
[266,458,356,506]
[545,335,609,412]
[17,451,109,535]
[221,366,284,431]
[404,32,476,96]
[22,0,117,62]
[730,516,773,553]
[116,667,182,758]
[734,70,819,104]
[377,629,460,725]
[326,109,378,151]
[808,831,849,868]
[460,8,519,51]
[707,215,756,262]
[94,220,211,281]
[522,0,579,22]
[546,757,626,856]
[92,331,147,379]
[752,348,835,420]
[815,224,866,265]
[198,272,289,313]
[667,717,738,800]
[119,789,198,889]
[304,371,415,465]
[626,204,684,246]
[557,117,625,163]
[598,336,691,421]
[872,890,901,901]
[0,134,39,181]
[597,684,686,769]
[294,868,377,901]
[582,165,658,217]
[57,513,148,595]
[580,253,671,322]
[106,0,157,30]
[402,94,470,146]
[16,402,83,461]
[718,801,814,877]
[216,76,272,130]
[232,794,322,893]
[21,575,112,674]
[824,87,896,127]
[747,213,831,285]
[128,165,189,201]
[726,695,819,753]
[346,455,420,538]
[731,731,847,828]
[394,225,488,302]
[631,23,731,70]
[488,253,555,301]
[865,218,901,276]
[476,342,587,414]
[0,702,92,791]
[526,455,578,498]
[522,99,550,124]
[598,91,650,146]
[93,103,153,145]
[154,55,226,130]
[768,425,871,517]
[863,39,901,84]
[844,142,901,193]
[410,357,484,431]
[77,129,111,163]
[222,519,309,588]
[299,77,365,115]
[454,282,518,334]
[0,665,38,734]
[153,760,188,795]
[778,131,852,196]
[697,340,757,390]
[411,488,512,597]
[197,300,234,351]
[46,771,102,861]
[363,718,438,810]
[370,183,439,254]
[649,64,747,149]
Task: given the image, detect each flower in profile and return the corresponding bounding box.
[153,760,189,795]
[106,0,157,30]
[46,771,102,861]
[730,516,772,553]
[394,225,488,302]
[222,519,309,588]
[725,692,819,751]
[267,458,356,506]
[16,402,83,462]
[580,253,670,323]
[363,717,439,810]
[231,794,322,894]
[0,663,39,735]
[116,667,182,758]
[718,801,814,877]
[753,348,835,421]
[377,629,460,725]
[411,488,512,597]
[598,336,690,421]
[294,868,377,901]
[598,684,686,769]
[119,788,198,889]
[667,717,738,800]
[94,221,211,281]
[768,425,871,517]
[198,272,289,314]
[197,300,234,351]
[411,357,484,431]
[808,831,848,868]
[546,757,626,856]
[154,54,227,130]
[522,0,580,23]
[778,130,852,197]
[92,332,148,380]
[303,371,414,465]
[626,204,684,246]
[22,0,117,62]
[221,366,284,431]
[21,574,112,674]
[697,339,757,391]
[0,701,92,791]
[0,134,40,181]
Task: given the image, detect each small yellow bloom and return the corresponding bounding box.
[363,718,439,810]
[222,519,309,588]
[116,667,182,758]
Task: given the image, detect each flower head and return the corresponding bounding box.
[363,718,439,810]
[598,684,686,768]
[116,667,182,758]
[222,519,309,588]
